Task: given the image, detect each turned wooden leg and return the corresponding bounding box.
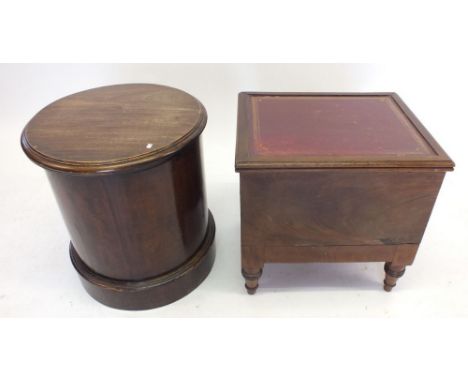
[383,262,406,292]
[242,268,263,295]
[241,246,264,295]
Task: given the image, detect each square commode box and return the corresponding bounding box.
[235,92,454,294]
[21,84,216,310]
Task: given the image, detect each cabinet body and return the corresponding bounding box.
[240,169,444,284]
[236,92,454,293]
[21,84,216,309]
[47,140,215,309]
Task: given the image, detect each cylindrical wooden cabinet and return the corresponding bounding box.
[21,84,216,310]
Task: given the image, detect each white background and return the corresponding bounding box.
[0,63,466,317]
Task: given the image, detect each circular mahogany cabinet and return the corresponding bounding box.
[21,84,216,310]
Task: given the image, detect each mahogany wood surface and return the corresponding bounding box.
[236,92,454,294]
[240,170,445,247]
[22,84,207,174]
[21,84,215,310]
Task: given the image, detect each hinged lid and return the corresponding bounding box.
[235,92,454,171]
[21,84,207,174]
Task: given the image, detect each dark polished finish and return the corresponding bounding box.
[241,267,262,295]
[236,92,454,294]
[21,84,216,310]
[383,262,406,292]
[21,83,207,174]
[70,212,215,310]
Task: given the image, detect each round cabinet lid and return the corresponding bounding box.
[21,84,207,174]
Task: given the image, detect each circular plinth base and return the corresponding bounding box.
[70,211,216,310]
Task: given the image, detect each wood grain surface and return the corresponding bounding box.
[240,170,445,247]
[21,84,215,309]
[21,84,207,174]
[47,140,209,280]
[236,92,453,294]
